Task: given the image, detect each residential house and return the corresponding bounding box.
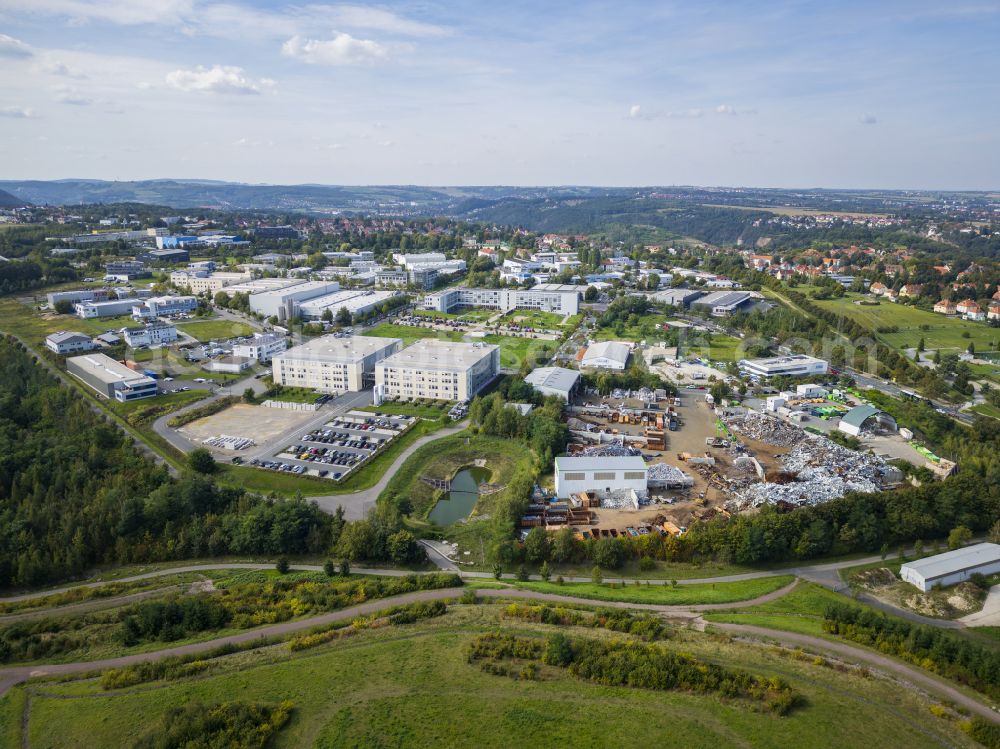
[957,299,984,321]
[899,283,922,298]
[989,301,1000,321]
[933,299,957,315]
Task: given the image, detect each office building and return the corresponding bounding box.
[216,278,303,297]
[554,456,647,498]
[139,248,190,264]
[123,322,178,348]
[901,543,1000,592]
[45,331,95,355]
[393,252,446,267]
[423,285,579,316]
[298,289,399,321]
[47,288,109,307]
[170,270,251,293]
[132,295,198,319]
[66,353,158,402]
[273,335,402,392]
[76,298,141,319]
[524,367,581,402]
[104,260,150,280]
[232,332,287,362]
[580,341,631,370]
[375,340,499,402]
[156,235,198,249]
[651,288,703,307]
[248,281,340,320]
[738,354,829,379]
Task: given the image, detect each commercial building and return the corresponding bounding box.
[170,270,251,293]
[66,353,158,402]
[156,235,198,249]
[690,290,757,316]
[273,335,403,392]
[123,322,178,348]
[216,278,303,297]
[76,298,141,319]
[104,260,150,280]
[738,354,829,379]
[48,288,107,307]
[248,281,340,321]
[298,289,398,321]
[838,404,897,437]
[423,286,579,316]
[393,252,446,267]
[554,456,648,498]
[204,355,254,374]
[900,543,1000,592]
[139,248,190,264]
[375,340,499,401]
[524,366,581,401]
[232,332,287,362]
[581,341,631,370]
[45,331,95,355]
[651,288,703,307]
[132,295,198,319]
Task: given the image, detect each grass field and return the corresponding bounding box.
[503,309,578,330]
[366,323,556,369]
[177,319,254,341]
[811,293,1000,354]
[358,400,450,420]
[4,605,977,749]
[971,403,1000,420]
[0,297,135,341]
[704,582,848,637]
[511,576,794,605]
[380,433,534,518]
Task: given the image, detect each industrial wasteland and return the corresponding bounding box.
[3,182,1000,749]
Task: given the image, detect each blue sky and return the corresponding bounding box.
[0,0,997,188]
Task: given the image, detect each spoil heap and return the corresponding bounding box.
[725,411,803,447]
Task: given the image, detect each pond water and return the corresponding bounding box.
[428,466,490,525]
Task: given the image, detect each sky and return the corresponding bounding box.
[0,0,998,189]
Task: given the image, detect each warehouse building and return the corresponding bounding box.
[132,295,198,319]
[123,322,177,348]
[45,331,95,355]
[76,298,141,319]
[216,278,303,297]
[580,340,631,370]
[900,543,1000,592]
[298,289,399,321]
[139,248,190,264]
[423,285,579,316]
[232,332,287,362]
[651,288,704,308]
[690,290,757,316]
[738,354,829,379]
[48,288,106,307]
[524,366,581,401]
[838,404,897,437]
[66,353,158,402]
[375,340,499,401]
[272,335,402,392]
[554,455,648,498]
[249,281,341,320]
[104,260,150,281]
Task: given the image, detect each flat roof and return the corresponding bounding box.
[555,456,647,471]
[67,353,152,384]
[298,289,397,313]
[582,340,631,364]
[380,339,498,371]
[220,278,303,294]
[248,280,335,300]
[529,283,582,293]
[902,543,1000,580]
[741,354,827,368]
[276,335,401,364]
[524,366,580,392]
[694,290,751,308]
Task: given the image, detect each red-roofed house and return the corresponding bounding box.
[900,283,922,298]
[870,282,888,296]
[957,299,984,321]
[989,301,1000,321]
[934,299,957,315]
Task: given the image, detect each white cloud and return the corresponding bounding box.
[282,32,387,65]
[39,59,87,78]
[628,104,642,119]
[0,0,195,26]
[165,65,275,95]
[716,104,735,115]
[0,106,37,118]
[324,5,448,37]
[0,33,33,58]
[860,113,878,125]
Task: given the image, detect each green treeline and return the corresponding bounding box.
[131,700,293,749]
[823,602,1000,701]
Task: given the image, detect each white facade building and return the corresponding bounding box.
[249,281,340,320]
[423,285,579,316]
[76,298,141,319]
[123,322,178,348]
[739,355,829,379]
[66,354,158,402]
[170,271,251,293]
[393,252,446,267]
[524,367,581,401]
[554,456,648,498]
[900,543,1000,592]
[132,295,198,319]
[297,289,398,321]
[232,332,287,362]
[272,335,402,392]
[581,341,631,370]
[375,340,499,401]
[45,331,95,355]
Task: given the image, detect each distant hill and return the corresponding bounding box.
[0,188,28,208]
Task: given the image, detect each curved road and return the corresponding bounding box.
[3,582,997,723]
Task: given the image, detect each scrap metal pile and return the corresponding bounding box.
[724,410,804,447]
[578,444,642,458]
[727,433,897,510]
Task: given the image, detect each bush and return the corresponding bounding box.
[323,559,336,577]
[638,556,656,572]
[130,700,293,749]
[187,448,217,475]
[275,557,290,574]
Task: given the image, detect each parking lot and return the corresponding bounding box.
[243,410,416,481]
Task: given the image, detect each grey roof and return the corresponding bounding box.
[524,366,580,393]
[582,340,631,365]
[555,456,646,471]
[840,404,881,429]
[901,543,1000,581]
[46,331,91,344]
[693,290,752,308]
[652,288,703,305]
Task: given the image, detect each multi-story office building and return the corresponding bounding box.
[170,271,251,293]
[248,281,340,320]
[76,298,141,318]
[131,295,198,319]
[375,340,499,402]
[66,354,158,402]
[232,332,287,362]
[738,354,829,379]
[104,260,150,280]
[122,322,178,348]
[272,335,402,392]
[423,285,579,316]
[45,331,95,355]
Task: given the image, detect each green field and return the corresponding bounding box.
[704,582,849,637]
[503,309,578,330]
[811,293,1000,354]
[4,604,977,749]
[177,319,255,342]
[0,297,135,341]
[512,575,794,605]
[971,403,1000,420]
[367,323,557,369]
[358,400,450,420]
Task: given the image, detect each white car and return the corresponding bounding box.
[193,378,206,383]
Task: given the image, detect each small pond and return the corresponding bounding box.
[427,465,491,525]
